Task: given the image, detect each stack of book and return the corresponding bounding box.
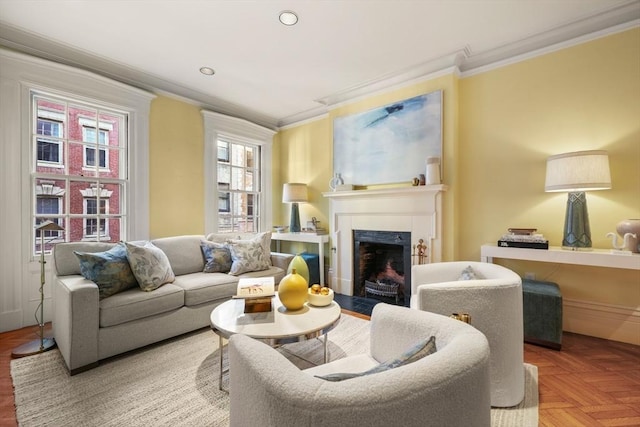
[497,228,549,250]
[233,277,275,313]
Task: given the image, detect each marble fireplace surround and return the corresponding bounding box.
[323,185,447,296]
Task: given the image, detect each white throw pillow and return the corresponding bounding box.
[124,241,175,291]
[207,232,272,266]
[227,239,271,275]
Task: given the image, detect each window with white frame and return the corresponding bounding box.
[202,110,275,234]
[36,115,64,165]
[216,137,260,233]
[81,117,112,169]
[84,197,108,238]
[32,92,127,254]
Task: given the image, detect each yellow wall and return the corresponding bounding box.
[275,29,639,320]
[458,29,639,308]
[146,29,639,329]
[149,96,205,237]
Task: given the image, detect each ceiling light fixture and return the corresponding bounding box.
[279,10,298,26]
[199,66,215,76]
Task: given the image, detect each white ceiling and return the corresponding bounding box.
[1,0,638,129]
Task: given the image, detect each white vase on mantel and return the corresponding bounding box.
[426,157,441,185]
[329,173,344,191]
[616,219,640,253]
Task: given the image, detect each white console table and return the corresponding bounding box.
[271,232,330,285]
[481,244,640,270]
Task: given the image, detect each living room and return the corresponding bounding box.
[1,1,639,426]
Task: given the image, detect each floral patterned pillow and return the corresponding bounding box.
[200,240,232,273]
[124,241,175,291]
[227,239,270,276]
[74,243,138,299]
[208,232,272,267]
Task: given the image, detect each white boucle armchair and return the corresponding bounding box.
[411,261,524,407]
[228,303,491,427]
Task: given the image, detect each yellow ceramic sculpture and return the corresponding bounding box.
[278,268,308,310]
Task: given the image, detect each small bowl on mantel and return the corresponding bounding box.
[307,288,334,307]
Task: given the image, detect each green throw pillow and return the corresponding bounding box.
[74,243,138,299]
[316,336,437,382]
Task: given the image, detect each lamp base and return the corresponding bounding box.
[561,191,592,250]
[11,338,56,359]
[289,202,301,233]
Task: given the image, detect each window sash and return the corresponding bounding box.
[31,91,127,253]
[216,137,261,233]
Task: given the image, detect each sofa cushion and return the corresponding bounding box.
[200,240,232,273]
[237,266,287,282]
[99,283,184,327]
[151,235,206,276]
[172,272,239,306]
[207,232,272,266]
[125,241,176,291]
[74,243,138,299]
[227,239,271,275]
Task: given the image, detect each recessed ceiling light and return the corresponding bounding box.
[199,67,215,76]
[279,10,298,26]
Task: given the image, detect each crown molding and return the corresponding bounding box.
[313,48,469,109]
[0,22,280,130]
[2,0,638,131]
[460,1,640,74]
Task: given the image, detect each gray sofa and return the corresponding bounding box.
[52,233,293,375]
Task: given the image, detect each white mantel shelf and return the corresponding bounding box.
[322,184,448,199]
[481,244,640,270]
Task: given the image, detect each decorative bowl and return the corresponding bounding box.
[273,225,288,233]
[307,288,334,307]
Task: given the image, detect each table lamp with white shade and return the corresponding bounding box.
[282,183,308,233]
[12,220,64,358]
[544,150,611,250]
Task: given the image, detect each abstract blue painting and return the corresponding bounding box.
[333,90,442,186]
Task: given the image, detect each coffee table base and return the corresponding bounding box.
[216,331,331,392]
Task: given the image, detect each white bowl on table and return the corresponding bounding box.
[307,288,334,307]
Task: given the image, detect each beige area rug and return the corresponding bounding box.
[11,315,538,426]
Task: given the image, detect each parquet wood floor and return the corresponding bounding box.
[1,317,639,426]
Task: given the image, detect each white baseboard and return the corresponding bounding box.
[563,298,639,345]
[0,309,23,333]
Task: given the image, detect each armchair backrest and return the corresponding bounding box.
[229,303,492,427]
[411,261,521,296]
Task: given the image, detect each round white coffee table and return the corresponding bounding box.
[210,293,341,390]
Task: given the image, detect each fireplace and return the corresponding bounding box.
[353,230,411,306]
[323,185,447,299]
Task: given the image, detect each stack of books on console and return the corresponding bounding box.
[497,228,549,250]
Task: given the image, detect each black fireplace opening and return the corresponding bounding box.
[353,230,412,307]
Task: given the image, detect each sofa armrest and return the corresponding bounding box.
[53,275,100,374]
[270,252,294,271]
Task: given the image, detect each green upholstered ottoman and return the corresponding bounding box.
[300,252,320,286]
[522,279,563,350]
